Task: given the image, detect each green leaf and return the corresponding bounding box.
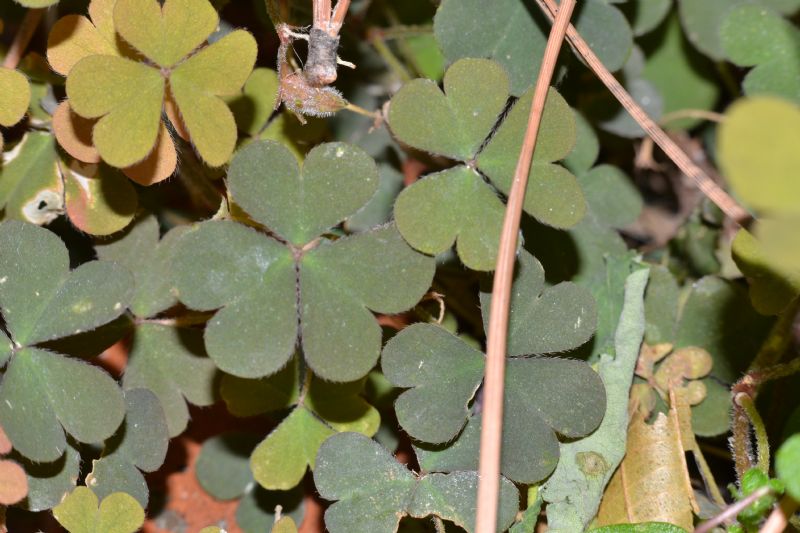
[300,226,435,381]
[718,97,800,216]
[197,432,262,500]
[731,219,800,315]
[0,67,30,128]
[11,441,81,512]
[776,434,800,500]
[641,13,719,130]
[221,356,300,417]
[113,0,218,68]
[0,132,63,226]
[677,0,746,60]
[169,30,258,166]
[46,14,118,76]
[228,68,280,137]
[172,220,298,378]
[86,388,169,507]
[541,268,650,533]
[0,220,133,346]
[251,407,336,490]
[691,378,732,437]
[0,348,126,462]
[480,250,597,356]
[674,276,774,381]
[123,323,218,436]
[643,265,680,345]
[394,166,505,271]
[382,323,484,444]
[238,486,305,533]
[388,58,509,160]
[228,140,379,245]
[95,214,186,319]
[250,373,380,490]
[387,323,605,482]
[63,162,138,236]
[53,487,144,533]
[477,87,584,229]
[345,163,405,233]
[272,517,299,533]
[623,0,673,36]
[563,112,600,175]
[588,524,689,533]
[0,330,11,367]
[434,0,631,96]
[315,432,518,533]
[13,0,59,7]
[577,165,642,229]
[66,55,165,168]
[720,5,800,103]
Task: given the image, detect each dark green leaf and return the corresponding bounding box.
[577,165,642,229]
[776,434,800,500]
[345,164,404,233]
[221,356,300,417]
[643,265,679,345]
[0,348,125,462]
[691,378,732,437]
[196,432,262,500]
[11,441,81,512]
[228,140,379,245]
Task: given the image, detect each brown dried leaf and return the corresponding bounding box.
[654,347,712,392]
[121,122,178,186]
[635,342,673,379]
[0,459,28,505]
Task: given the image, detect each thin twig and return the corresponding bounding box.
[314,0,332,29]
[330,0,351,34]
[475,1,576,532]
[535,0,751,224]
[695,485,772,533]
[2,8,45,70]
[760,496,799,533]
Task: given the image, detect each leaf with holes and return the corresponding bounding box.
[315,432,519,533]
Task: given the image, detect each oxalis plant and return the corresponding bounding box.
[1,0,800,532]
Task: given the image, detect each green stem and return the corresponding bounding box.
[749,299,799,372]
[736,393,769,474]
[369,32,412,82]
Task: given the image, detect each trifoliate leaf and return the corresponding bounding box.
[720,5,800,103]
[622,0,673,36]
[66,55,165,168]
[388,58,509,160]
[0,132,63,226]
[0,220,133,346]
[228,67,280,137]
[577,165,642,229]
[674,276,773,381]
[53,487,144,533]
[169,30,258,166]
[731,219,800,315]
[52,101,100,164]
[641,13,719,130]
[563,112,600,175]
[47,14,117,76]
[123,324,217,436]
[776,434,800,500]
[394,166,505,271]
[113,0,218,68]
[385,323,606,481]
[227,140,379,246]
[434,0,631,96]
[541,268,650,533]
[677,0,746,60]
[63,162,138,236]
[0,67,30,129]
[250,373,380,490]
[11,441,81,511]
[477,86,583,229]
[86,388,169,507]
[480,250,598,356]
[95,214,185,319]
[691,378,732,437]
[173,216,434,382]
[718,96,800,216]
[0,348,125,462]
[315,432,519,533]
[221,356,299,417]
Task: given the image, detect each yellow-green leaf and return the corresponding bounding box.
[67,55,165,167]
[63,162,138,236]
[53,487,144,533]
[0,67,30,127]
[113,0,218,68]
[47,15,117,76]
[718,96,800,215]
[170,30,258,166]
[0,132,63,225]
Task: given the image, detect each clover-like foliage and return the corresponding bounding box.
[53,487,144,533]
[382,250,603,483]
[0,67,30,152]
[0,221,132,463]
[388,58,584,270]
[54,0,257,171]
[314,432,519,533]
[172,140,435,382]
[218,356,379,491]
[96,214,218,436]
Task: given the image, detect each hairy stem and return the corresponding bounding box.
[476,1,576,531]
[736,393,770,473]
[2,8,45,70]
[535,0,751,224]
